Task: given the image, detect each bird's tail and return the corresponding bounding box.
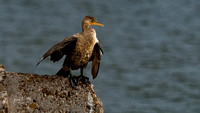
[56,67,71,77]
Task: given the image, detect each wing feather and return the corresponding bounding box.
[36,37,77,66]
[90,43,103,79]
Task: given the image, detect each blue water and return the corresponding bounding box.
[1,0,200,113]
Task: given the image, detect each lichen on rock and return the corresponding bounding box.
[0,65,103,113]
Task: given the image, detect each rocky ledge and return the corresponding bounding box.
[0,65,103,113]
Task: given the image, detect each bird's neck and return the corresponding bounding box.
[81,25,96,40]
[82,25,94,33]
[82,21,94,32]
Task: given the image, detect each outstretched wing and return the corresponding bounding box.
[90,43,103,79]
[36,36,77,66]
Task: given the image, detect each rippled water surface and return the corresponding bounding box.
[1,0,200,113]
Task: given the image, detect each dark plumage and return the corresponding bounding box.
[37,16,103,85]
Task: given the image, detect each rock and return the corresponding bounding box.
[0,65,103,113]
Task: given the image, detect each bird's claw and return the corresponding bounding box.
[68,75,91,88]
[77,75,91,85]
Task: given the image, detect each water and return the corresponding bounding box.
[1,0,200,113]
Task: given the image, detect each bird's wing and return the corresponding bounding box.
[90,43,103,79]
[36,37,77,66]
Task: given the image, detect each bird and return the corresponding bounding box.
[36,16,103,86]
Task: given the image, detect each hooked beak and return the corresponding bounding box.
[90,22,104,27]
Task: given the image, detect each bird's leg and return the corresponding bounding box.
[77,67,90,85]
[56,67,77,87]
[81,67,84,76]
[68,69,78,88]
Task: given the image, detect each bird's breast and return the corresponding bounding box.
[71,32,98,66]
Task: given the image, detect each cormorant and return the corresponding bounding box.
[36,16,103,86]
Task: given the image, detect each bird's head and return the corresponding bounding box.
[82,16,103,29]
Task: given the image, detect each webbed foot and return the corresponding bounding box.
[77,75,91,85]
